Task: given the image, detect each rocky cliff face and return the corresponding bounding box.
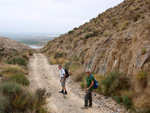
[0,37,32,61]
[42,0,150,77]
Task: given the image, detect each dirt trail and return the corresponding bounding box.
[28,53,109,113]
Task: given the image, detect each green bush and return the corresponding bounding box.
[101,72,129,95]
[0,94,10,113]
[68,30,74,34]
[0,86,47,112]
[10,73,30,86]
[0,82,22,96]
[102,72,120,95]
[6,57,27,66]
[112,95,121,104]
[85,30,99,39]
[85,33,93,39]
[141,49,147,55]
[54,52,67,59]
[122,96,131,109]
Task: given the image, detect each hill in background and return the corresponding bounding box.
[0,37,33,61]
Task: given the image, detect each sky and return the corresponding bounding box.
[0,0,124,36]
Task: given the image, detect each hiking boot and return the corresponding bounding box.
[63,91,67,95]
[81,106,88,109]
[59,90,64,93]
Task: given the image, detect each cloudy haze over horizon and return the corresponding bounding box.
[0,0,124,36]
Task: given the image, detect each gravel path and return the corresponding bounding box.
[28,53,128,113]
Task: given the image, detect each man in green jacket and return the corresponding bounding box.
[82,69,94,109]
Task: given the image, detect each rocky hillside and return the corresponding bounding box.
[0,37,32,61]
[41,1,150,111]
[42,0,150,76]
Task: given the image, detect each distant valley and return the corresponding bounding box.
[0,34,56,49]
[12,37,55,49]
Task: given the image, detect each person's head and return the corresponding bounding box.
[58,65,62,70]
[86,69,91,76]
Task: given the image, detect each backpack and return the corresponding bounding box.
[64,69,69,78]
[90,75,98,89]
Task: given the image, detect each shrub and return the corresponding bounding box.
[12,92,31,111]
[93,30,99,36]
[68,30,74,34]
[28,88,47,112]
[122,96,131,109]
[12,89,47,112]
[119,90,135,99]
[135,70,147,80]
[133,93,150,112]
[49,56,59,64]
[1,66,25,77]
[135,70,148,87]
[119,21,130,31]
[101,72,129,95]
[6,57,27,66]
[13,88,47,112]
[54,52,67,59]
[112,95,121,104]
[141,49,147,55]
[0,82,47,112]
[101,72,120,95]
[35,88,46,104]
[85,30,99,39]
[0,94,10,113]
[85,33,93,39]
[0,82,22,96]
[73,68,86,82]
[103,30,110,37]
[10,73,30,86]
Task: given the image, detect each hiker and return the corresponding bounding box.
[58,65,67,94]
[82,69,94,109]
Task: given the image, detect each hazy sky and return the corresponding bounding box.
[0,0,124,35]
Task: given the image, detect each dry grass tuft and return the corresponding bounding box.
[133,93,150,112]
[1,65,25,77]
[72,68,86,82]
[135,70,148,88]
